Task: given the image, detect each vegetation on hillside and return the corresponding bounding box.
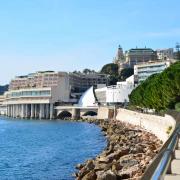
[119,68,134,81]
[175,102,180,112]
[0,85,8,95]
[73,69,97,74]
[129,61,180,111]
[100,63,133,85]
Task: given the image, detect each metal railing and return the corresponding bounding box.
[151,125,180,180]
[141,111,180,180]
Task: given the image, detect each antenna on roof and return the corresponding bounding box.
[176,42,180,52]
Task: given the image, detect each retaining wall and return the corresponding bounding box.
[116,108,176,143]
[97,107,114,120]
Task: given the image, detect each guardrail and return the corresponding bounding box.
[141,119,180,180]
[151,125,180,180]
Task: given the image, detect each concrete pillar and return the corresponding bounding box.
[14,105,16,118]
[27,104,31,118]
[18,105,20,118]
[21,104,25,118]
[50,104,54,119]
[46,104,50,119]
[11,105,13,117]
[39,104,44,119]
[9,105,12,117]
[15,105,18,118]
[27,104,29,118]
[44,104,47,119]
[34,104,36,118]
[34,104,38,119]
[44,104,48,119]
[9,105,10,117]
[9,105,11,117]
[72,108,80,119]
[31,104,34,119]
[7,105,9,116]
[24,104,26,118]
[36,104,39,119]
[12,105,15,118]
[27,104,30,118]
[16,105,18,118]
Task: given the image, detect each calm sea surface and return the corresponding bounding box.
[0,117,106,180]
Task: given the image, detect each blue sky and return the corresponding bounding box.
[0,0,180,84]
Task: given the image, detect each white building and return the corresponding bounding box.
[0,95,6,115]
[3,70,108,119]
[156,48,174,61]
[78,86,97,107]
[134,61,170,84]
[95,75,135,105]
[4,71,70,119]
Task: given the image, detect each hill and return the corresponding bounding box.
[129,61,180,111]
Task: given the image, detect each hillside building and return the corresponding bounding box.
[156,48,174,61]
[95,75,134,105]
[134,61,170,84]
[125,48,157,68]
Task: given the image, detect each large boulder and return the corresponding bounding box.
[82,170,97,180]
[96,170,117,180]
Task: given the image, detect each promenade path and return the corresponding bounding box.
[164,136,180,180]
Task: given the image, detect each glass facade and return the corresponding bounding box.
[9,90,51,98]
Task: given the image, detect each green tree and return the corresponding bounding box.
[101,63,119,85]
[101,63,119,76]
[119,68,134,81]
[129,61,180,111]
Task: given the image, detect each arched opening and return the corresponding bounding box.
[57,111,72,120]
[83,111,97,117]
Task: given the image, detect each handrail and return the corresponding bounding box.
[151,126,180,180]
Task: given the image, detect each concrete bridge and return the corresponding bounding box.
[55,106,98,119]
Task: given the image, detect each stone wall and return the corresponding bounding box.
[116,108,176,143]
[97,107,114,120]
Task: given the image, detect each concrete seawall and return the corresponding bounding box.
[116,108,176,143]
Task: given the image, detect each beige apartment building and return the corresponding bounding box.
[4,71,108,119]
[5,71,70,119]
[69,73,108,93]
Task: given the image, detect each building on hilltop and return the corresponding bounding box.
[156,48,174,61]
[113,45,128,72]
[134,61,170,84]
[113,45,124,64]
[125,47,157,68]
[113,46,157,71]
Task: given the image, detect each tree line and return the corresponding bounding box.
[129,61,180,111]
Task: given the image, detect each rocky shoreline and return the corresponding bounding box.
[73,119,163,180]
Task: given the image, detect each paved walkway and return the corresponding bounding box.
[165,137,180,180]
